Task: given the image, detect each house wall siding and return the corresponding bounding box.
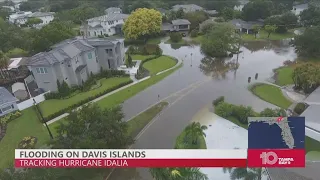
[0,102,18,117]
[84,50,100,74]
[31,66,58,92]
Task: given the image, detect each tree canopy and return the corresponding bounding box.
[201,23,240,57]
[26,18,43,27]
[51,104,133,149]
[55,5,101,24]
[264,12,298,33]
[300,6,320,27]
[123,8,162,40]
[292,63,320,94]
[242,0,274,21]
[293,26,320,58]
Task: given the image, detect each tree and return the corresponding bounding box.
[184,11,208,31]
[127,54,133,67]
[252,25,261,38]
[223,168,266,180]
[176,8,184,19]
[5,48,28,58]
[184,122,207,145]
[201,23,240,57]
[123,8,162,40]
[26,17,43,27]
[170,32,182,43]
[19,0,44,11]
[242,0,274,21]
[31,21,75,53]
[265,12,297,33]
[150,167,208,180]
[293,26,320,58]
[51,104,134,149]
[128,0,153,13]
[264,25,277,38]
[0,7,10,19]
[292,63,320,93]
[300,6,320,27]
[221,7,234,21]
[55,5,101,24]
[204,0,239,12]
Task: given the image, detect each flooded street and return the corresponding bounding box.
[111,39,297,179]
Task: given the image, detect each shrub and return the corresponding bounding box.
[170,32,182,43]
[214,102,233,118]
[294,103,307,115]
[283,60,295,66]
[126,45,162,55]
[232,105,255,124]
[215,17,225,22]
[190,29,198,37]
[260,108,286,117]
[200,23,215,34]
[98,35,104,38]
[0,111,22,126]
[18,136,37,149]
[213,96,225,106]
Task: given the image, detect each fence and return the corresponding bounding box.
[17,91,50,111]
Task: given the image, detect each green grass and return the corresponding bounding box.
[146,37,162,44]
[39,77,132,117]
[250,83,292,109]
[274,66,294,86]
[131,55,155,61]
[224,115,320,154]
[306,151,320,161]
[242,30,295,41]
[191,35,204,44]
[175,128,207,149]
[143,56,177,75]
[127,102,168,137]
[0,108,50,169]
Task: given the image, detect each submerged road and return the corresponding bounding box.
[107,41,292,179]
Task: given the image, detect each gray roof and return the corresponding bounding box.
[172,4,203,12]
[0,87,18,105]
[267,161,320,180]
[27,38,94,66]
[301,86,320,132]
[86,38,122,47]
[172,19,191,25]
[87,13,129,22]
[230,19,263,30]
[205,10,218,15]
[161,23,173,31]
[105,7,122,14]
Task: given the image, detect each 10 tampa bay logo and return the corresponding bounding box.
[260,152,294,165]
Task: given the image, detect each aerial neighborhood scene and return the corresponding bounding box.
[1,0,320,179]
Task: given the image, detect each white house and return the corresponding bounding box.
[8,11,54,28]
[80,8,128,37]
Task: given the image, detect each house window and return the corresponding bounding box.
[116,20,118,23]
[1,105,13,113]
[36,67,48,74]
[88,52,92,59]
[94,31,96,36]
[101,31,103,35]
[108,29,111,32]
[75,57,79,64]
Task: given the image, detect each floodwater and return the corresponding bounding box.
[112,39,297,180]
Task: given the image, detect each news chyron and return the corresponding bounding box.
[247,116,305,167]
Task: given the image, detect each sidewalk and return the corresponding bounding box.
[45,58,182,126]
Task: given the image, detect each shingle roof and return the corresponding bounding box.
[230,19,263,30]
[27,12,54,18]
[26,38,94,66]
[172,19,191,25]
[172,4,203,12]
[0,87,18,105]
[87,13,129,22]
[86,38,119,46]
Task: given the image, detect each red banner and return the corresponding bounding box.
[15,158,247,168]
[248,149,305,167]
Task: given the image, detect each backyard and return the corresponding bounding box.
[250,83,292,109]
[143,56,177,75]
[39,77,132,118]
[242,30,295,41]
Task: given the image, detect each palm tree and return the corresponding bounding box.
[184,122,208,145]
[223,168,266,180]
[150,167,208,180]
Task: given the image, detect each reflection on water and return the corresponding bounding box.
[170,43,189,50]
[199,57,239,80]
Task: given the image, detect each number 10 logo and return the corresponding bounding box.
[260,152,278,165]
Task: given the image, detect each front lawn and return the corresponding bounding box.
[242,30,295,41]
[191,35,204,44]
[39,77,132,118]
[143,56,177,75]
[130,55,156,61]
[0,108,50,169]
[274,66,294,86]
[250,83,292,109]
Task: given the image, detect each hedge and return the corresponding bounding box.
[135,55,161,79]
[42,80,133,122]
[294,103,308,115]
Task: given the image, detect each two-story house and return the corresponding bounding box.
[9,11,54,28]
[26,37,125,92]
[161,19,191,33]
[80,8,128,37]
[172,4,204,13]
